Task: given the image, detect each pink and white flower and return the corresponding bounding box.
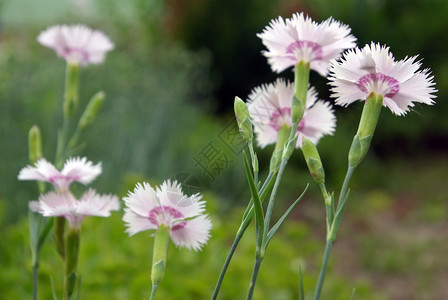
[37,24,114,66]
[30,189,119,229]
[258,12,356,76]
[18,157,102,192]
[247,78,336,148]
[328,43,437,115]
[123,181,212,251]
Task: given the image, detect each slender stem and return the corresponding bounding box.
[55,118,70,169]
[246,258,263,300]
[211,172,274,300]
[313,241,333,300]
[313,165,356,300]
[32,265,38,300]
[336,166,355,212]
[263,158,287,235]
[211,234,242,300]
[55,216,66,260]
[149,284,159,300]
[319,183,332,232]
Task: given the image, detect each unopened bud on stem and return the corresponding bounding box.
[234,96,253,142]
[28,125,42,165]
[79,91,105,130]
[302,137,325,184]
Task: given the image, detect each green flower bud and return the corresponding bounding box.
[64,62,80,118]
[348,93,383,167]
[269,125,290,171]
[291,95,305,124]
[234,96,253,142]
[282,135,298,160]
[28,125,42,165]
[79,91,105,130]
[302,137,325,184]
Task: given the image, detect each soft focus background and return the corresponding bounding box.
[1,0,448,299]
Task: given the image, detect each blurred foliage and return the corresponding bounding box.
[0,196,385,300]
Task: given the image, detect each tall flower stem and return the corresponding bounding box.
[246,60,310,298]
[32,264,38,300]
[246,258,262,300]
[313,166,355,300]
[211,172,275,300]
[64,228,80,300]
[150,225,170,300]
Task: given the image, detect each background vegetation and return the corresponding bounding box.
[1,0,447,299]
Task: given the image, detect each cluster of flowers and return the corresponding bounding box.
[250,12,435,148]
[25,24,212,249]
[19,155,211,249]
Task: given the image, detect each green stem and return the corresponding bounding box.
[313,166,355,300]
[319,183,333,232]
[313,240,333,300]
[149,284,159,300]
[211,234,242,300]
[263,158,287,235]
[33,265,38,300]
[246,258,263,300]
[336,167,355,212]
[211,172,275,300]
[55,216,66,260]
[150,225,170,300]
[64,227,80,300]
[55,117,70,169]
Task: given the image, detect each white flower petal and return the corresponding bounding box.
[258,12,356,75]
[247,78,336,148]
[122,181,212,251]
[61,157,102,185]
[329,43,437,115]
[170,215,212,251]
[37,24,114,65]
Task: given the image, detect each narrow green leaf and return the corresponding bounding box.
[50,276,58,300]
[328,189,351,241]
[266,184,308,243]
[38,217,54,248]
[243,151,264,248]
[349,288,356,300]
[74,275,82,300]
[299,265,305,300]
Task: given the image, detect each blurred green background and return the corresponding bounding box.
[1,0,447,299]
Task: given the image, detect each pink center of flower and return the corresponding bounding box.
[356,72,400,97]
[148,206,187,231]
[286,40,323,60]
[61,47,90,63]
[269,107,305,132]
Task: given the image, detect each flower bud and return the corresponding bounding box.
[28,125,42,165]
[348,93,383,167]
[234,96,253,142]
[291,95,304,124]
[79,91,105,130]
[282,135,298,160]
[64,62,80,118]
[302,137,325,184]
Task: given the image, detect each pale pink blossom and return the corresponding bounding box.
[247,78,336,148]
[30,189,119,229]
[328,43,437,115]
[18,157,101,192]
[123,181,212,251]
[37,24,114,65]
[258,12,356,76]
